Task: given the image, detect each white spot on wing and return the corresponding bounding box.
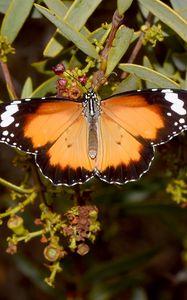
[179,118,185,124]
[2,130,9,136]
[0,104,19,127]
[11,100,21,104]
[164,92,186,115]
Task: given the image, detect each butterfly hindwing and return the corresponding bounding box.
[96,112,154,183]
[36,113,94,185]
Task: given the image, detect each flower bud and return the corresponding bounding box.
[7,215,26,235]
[44,244,61,262]
[52,64,65,75]
[77,243,89,256]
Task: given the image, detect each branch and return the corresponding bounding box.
[121,12,154,79]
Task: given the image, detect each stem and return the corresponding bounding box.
[100,9,124,73]
[0,177,34,194]
[45,261,62,287]
[92,10,124,91]
[0,61,17,98]
[121,12,154,79]
[16,229,44,242]
[0,191,37,219]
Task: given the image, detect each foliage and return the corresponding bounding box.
[0,0,187,299]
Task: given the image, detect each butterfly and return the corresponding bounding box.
[0,88,187,186]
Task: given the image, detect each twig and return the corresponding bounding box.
[0,61,17,99]
[92,10,124,90]
[0,177,34,194]
[121,12,154,79]
[100,10,124,73]
[0,191,37,219]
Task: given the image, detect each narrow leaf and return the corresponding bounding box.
[35,4,99,59]
[31,76,57,97]
[106,26,133,76]
[89,25,111,45]
[1,0,34,43]
[44,0,68,18]
[0,0,11,13]
[138,0,187,43]
[113,74,141,94]
[170,0,187,19]
[119,64,180,88]
[117,0,133,15]
[64,0,102,30]
[43,0,93,57]
[43,31,68,57]
[21,77,33,98]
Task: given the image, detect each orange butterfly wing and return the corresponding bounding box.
[96,91,185,184]
[0,99,94,185]
[35,113,95,185]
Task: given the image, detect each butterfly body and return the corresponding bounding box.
[83,89,101,160]
[0,88,187,186]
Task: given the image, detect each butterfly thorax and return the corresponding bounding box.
[83,88,101,120]
[83,89,101,160]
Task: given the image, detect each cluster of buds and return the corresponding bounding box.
[0,35,15,63]
[62,205,100,255]
[141,24,164,47]
[52,64,88,100]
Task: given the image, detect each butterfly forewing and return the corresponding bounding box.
[0,99,81,152]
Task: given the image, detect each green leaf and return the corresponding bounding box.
[43,31,68,57]
[138,0,187,43]
[32,60,54,75]
[113,74,141,94]
[64,0,102,30]
[117,0,133,15]
[31,76,57,97]
[1,0,34,43]
[43,0,93,57]
[44,0,68,18]
[21,77,33,98]
[119,64,180,88]
[43,0,69,57]
[106,26,134,76]
[170,0,187,20]
[35,4,99,59]
[89,25,111,45]
[0,0,11,13]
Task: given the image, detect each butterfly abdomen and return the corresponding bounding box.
[88,120,98,159]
